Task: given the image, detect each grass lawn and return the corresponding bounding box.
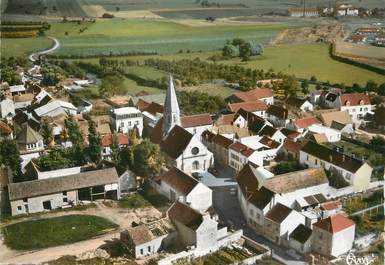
[118,193,151,209]
[2,215,117,250]
[122,76,164,95]
[1,37,54,58]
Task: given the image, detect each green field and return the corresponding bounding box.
[1,37,53,58]
[2,215,117,250]
[43,19,288,56]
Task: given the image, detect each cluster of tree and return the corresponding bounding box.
[41,64,68,86]
[144,58,285,90]
[100,74,127,96]
[178,90,226,115]
[272,161,306,175]
[51,60,86,79]
[102,13,115,18]
[0,139,23,182]
[222,38,264,61]
[0,57,28,85]
[199,0,221,7]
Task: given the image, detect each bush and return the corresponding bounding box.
[102,13,114,18]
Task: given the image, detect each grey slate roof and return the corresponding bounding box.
[16,123,43,145]
[8,167,119,200]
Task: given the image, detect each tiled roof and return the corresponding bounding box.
[311,133,328,144]
[0,121,12,136]
[320,201,341,211]
[16,123,42,145]
[319,111,352,127]
[259,136,280,149]
[263,168,328,194]
[290,224,312,243]
[281,128,301,139]
[285,97,308,109]
[168,201,203,230]
[340,93,370,106]
[265,203,292,224]
[160,125,193,159]
[258,125,277,137]
[294,117,321,129]
[236,164,275,209]
[313,213,354,234]
[144,102,164,115]
[301,141,364,173]
[155,167,198,195]
[266,105,289,119]
[202,130,216,143]
[228,101,267,113]
[8,167,119,201]
[212,134,233,148]
[136,98,151,111]
[181,113,212,128]
[101,133,129,147]
[229,141,254,157]
[283,139,303,153]
[234,88,273,102]
[215,113,235,126]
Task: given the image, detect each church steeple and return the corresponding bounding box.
[162,75,181,137]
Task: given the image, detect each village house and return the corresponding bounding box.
[288,7,320,17]
[181,113,213,137]
[227,101,268,118]
[280,128,302,142]
[13,93,34,109]
[300,141,372,192]
[228,141,256,171]
[312,214,355,257]
[111,107,143,136]
[266,105,291,127]
[101,133,129,161]
[8,167,120,216]
[151,76,214,173]
[226,88,274,105]
[336,4,358,16]
[279,139,304,160]
[285,97,314,112]
[0,97,15,120]
[16,123,44,168]
[33,100,77,118]
[257,125,287,144]
[231,108,270,131]
[167,201,235,256]
[318,110,354,133]
[152,167,212,212]
[306,124,341,142]
[263,203,306,245]
[288,224,313,254]
[9,84,26,96]
[286,116,322,133]
[120,218,176,258]
[202,130,233,165]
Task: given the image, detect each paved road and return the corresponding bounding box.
[29,36,60,62]
[203,165,308,265]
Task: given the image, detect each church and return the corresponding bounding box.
[151,75,214,173]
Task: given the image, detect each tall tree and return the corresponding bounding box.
[40,118,53,147]
[0,139,23,182]
[132,139,163,177]
[64,115,83,146]
[87,120,101,163]
[239,42,252,61]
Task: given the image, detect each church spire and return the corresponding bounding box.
[162,74,180,137]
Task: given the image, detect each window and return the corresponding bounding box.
[135,121,139,125]
[17,206,22,211]
[63,197,68,203]
[191,147,199,155]
[23,198,27,203]
[315,159,318,165]
[128,121,132,126]
[140,249,143,255]
[256,213,261,220]
[306,155,309,161]
[148,246,151,252]
[63,191,67,196]
[193,161,200,170]
[249,209,254,216]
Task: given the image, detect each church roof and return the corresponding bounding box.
[160,125,193,159]
[162,75,181,135]
[181,113,212,128]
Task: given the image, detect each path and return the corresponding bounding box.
[28,36,60,62]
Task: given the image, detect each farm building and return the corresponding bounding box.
[8,167,120,216]
[288,7,320,17]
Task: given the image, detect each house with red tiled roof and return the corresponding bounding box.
[312,213,355,257]
[153,167,212,212]
[228,101,268,118]
[202,131,233,165]
[181,113,213,137]
[101,133,129,161]
[227,88,274,105]
[228,142,255,171]
[287,116,322,133]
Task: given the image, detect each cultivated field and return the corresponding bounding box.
[43,19,288,56]
[1,37,53,58]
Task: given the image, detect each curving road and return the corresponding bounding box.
[28,36,60,62]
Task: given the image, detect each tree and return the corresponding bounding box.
[129,126,140,146]
[301,80,309,95]
[249,42,263,56]
[0,139,22,182]
[365,80,378,92]
[280,75,299,97]
[87,120,101,163]
[35,149,74,171]
[41,64,67,86]
[64,115,83,146]
[132,139,164,177]
[99,74,126,96]
[40,118,53,147]
[231,38,245,46]
[222,44,238,58]
[239,42,252,61]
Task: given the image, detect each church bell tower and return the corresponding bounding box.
[162,75,181,137]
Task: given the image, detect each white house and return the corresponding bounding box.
[101,133,129,161]
[9,84,26,96]
[0,98,15,120]
[285,97,314,112]
[16,124,44,168]
[181,113,213,137]
[227,88,274,105]
[336,4,358,16]
[8,167,120,215]
[266,105,291,127]
[111,107,143,136]
[34,100,77,118]
[300,141,372,192]
[288,224,313,254]
[228,141,255,171]
[257,125,287,144]
[312,214,355,257]
[153,167,212,212]
[286,116,322,133]
[288,7,319,17]
[307,124,341,142]
[120,218,176,258]
[263,203,306,245]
